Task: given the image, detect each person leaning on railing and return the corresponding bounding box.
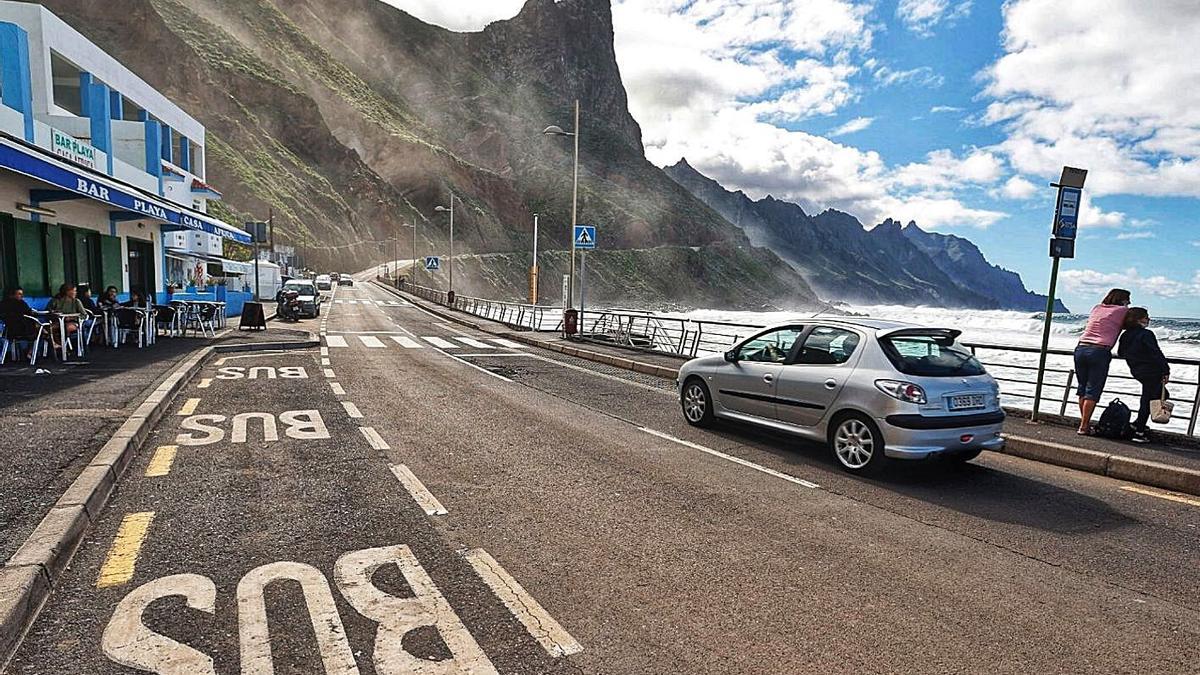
[1117,307,1170,444]
[1073,288,1131,435]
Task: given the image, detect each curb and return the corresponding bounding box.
[373,282,1200,498]
[214,334,320,353]
[0,345,212,668]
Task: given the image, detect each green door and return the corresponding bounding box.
[99,234,123,292]
[13,219,47,296]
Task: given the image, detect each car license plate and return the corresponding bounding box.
[949,394,985,410]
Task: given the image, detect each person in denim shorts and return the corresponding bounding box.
[1074,288,1130,434]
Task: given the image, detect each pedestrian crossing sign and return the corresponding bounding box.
[424,256,441,271]
[573,225,596,250]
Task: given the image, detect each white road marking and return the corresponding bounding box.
[390,336,423,349]
[454,337,495,350]
[517,351,673,396]
[489,338,528,349]
[639,427,820,489]
[330,382,346,395]
[464,549,583,657]
[388,464,449,516]
[324,335,348,348]
[320,346,329,356]
[421,336,459,349]
[359,335,386,348]
[359,426,390,450]
[341,401,363,419]
[102,574,217,673]
[324,369,336,378]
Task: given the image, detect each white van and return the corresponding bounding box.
[315,274,332,291]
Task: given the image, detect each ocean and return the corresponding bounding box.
[666,305,1200,433]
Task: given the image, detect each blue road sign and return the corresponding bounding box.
[574,224,596,250]
[424,256,441,271]
[1054,186,1081,240]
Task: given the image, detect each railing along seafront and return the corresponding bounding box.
[380,278,1200,437]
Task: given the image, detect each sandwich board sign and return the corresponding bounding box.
[424,256,440,271]
[573,225,596,250]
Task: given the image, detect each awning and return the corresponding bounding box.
[222,259,253,275]
[0,135,251,243]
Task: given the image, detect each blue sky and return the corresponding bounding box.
[384,0,1200,317]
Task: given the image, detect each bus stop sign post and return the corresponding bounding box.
[1031,166,1087,423]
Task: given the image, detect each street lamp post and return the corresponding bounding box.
[531,213,539,304]
[543,98,580,308]
[434,193,458,294]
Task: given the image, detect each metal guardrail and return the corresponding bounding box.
[380,280,1200,437]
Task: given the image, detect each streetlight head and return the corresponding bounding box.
[543,125,571,136]
[434,205,448,212]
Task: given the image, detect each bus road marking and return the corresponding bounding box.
[464,549,583,657]
[97,512,156,588]
[389,464,448,516]
[145,446,178,477]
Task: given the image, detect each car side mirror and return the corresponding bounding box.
[724,350,739,363]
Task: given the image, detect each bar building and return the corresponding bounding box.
[0,1,252,308]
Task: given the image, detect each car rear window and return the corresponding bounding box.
[881,334,986,377]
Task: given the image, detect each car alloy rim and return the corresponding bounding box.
[683,384,706,422]
[834,419,874,468]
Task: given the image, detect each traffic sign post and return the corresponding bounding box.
[573,225,596,250]
[573,225,596,334]
[1031,166,1087,423]
[423,256,440,272]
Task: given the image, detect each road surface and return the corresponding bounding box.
[10,280,1200,674]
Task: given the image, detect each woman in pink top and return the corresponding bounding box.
[1073,288,1131,434]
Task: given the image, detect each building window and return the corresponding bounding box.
[50,52,83,116]
[122,96,144,122]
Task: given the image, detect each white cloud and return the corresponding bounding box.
[983,0,1200,198]
[1061,267,1200,299]
[1192,241,1200,248]
[930,105,963,113]
[830,116,875,136]
[897,0,973,37]
[999,175,1037,200]
[892,148,1005,190]
[376,0,524,31]
[1114,231,1155,241]
[873,65,944,88]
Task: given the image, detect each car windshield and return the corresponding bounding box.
[880,333,986,377]
[284,283,315,295]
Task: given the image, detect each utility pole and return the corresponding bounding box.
[531,213,539,304]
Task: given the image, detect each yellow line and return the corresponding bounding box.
[96,512,155,588]
[1120,485,1200,507]
[145,445,178,477]
[177,397,200,415]
[197,378,213,389]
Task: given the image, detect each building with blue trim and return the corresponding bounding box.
[0,2,253,309]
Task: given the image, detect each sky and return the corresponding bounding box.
[379,0,1200,317]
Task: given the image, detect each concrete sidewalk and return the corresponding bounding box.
[378,281,1200,496]
[0,322,316,564]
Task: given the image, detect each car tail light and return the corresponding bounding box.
[875,379,927,404]
[960,434,974,443]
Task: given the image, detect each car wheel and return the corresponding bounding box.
[829,413,886,474]
[946,448,983,464]
[681,377,715,428]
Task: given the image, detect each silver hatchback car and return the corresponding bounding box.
[677,319,1005,474]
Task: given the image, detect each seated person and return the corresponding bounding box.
[122,290,151,308]
[98,286,121,310]
[1,286,35,323]
[46,283,88,349]
[77,284,98,313]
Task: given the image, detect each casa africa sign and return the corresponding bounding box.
[51,128,98,170]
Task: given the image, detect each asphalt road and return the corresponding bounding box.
[10,280,1200,673]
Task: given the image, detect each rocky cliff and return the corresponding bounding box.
[666,159,1067,312]
[31,0,821,310]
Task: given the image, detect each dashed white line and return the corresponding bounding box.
[320,346,329,356]
[321,357,331,366]
[359,426,390,450]
[639,427,820,489]
[389,464,449,516]
[323,368,336,378]
[330,382,346,395]
[464,549,583,657]
[341,401,363,419]
[390,335,423,349]
[422,336,459,349]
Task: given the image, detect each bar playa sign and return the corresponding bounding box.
[51,128,97,170]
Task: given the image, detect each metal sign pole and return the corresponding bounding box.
[579,250,586,336]
[1030,254,1061,422]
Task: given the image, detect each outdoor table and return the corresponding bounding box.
[33,311,82,360]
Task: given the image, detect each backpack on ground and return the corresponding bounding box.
[1094,398,1133,439]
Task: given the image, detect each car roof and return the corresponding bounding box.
[762,317,932,333]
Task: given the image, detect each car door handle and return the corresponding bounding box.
[763,374,774,384]
[824,378,838,389]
